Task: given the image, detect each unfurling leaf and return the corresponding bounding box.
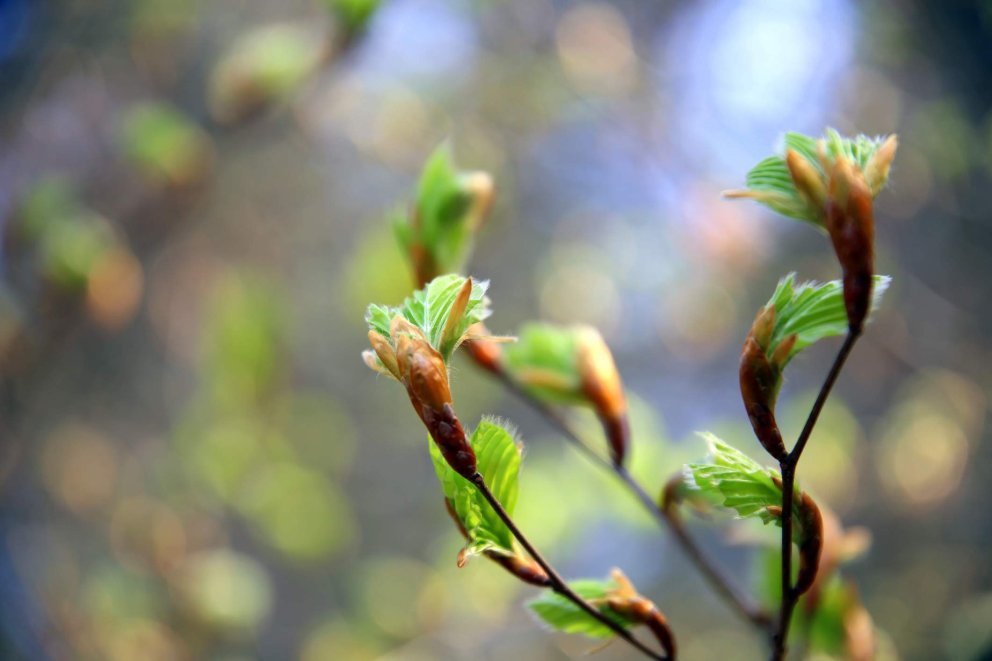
[364,274,492,365]
[763,274,890,365]
[724,130,896,227]
[725,129,897,332]
[740,274,890,459]
[395,144,495,287]
[430,419,520,561]
[528,578,635,638]
[685,433,792,525]
[503,323,629,465]
[686,434,824,596]
[503,323,584,404]
[528,569,675,656]
[363,286,480,477]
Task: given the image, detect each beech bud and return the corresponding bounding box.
[604,569,677,660]
[826,159,875,334]
[740,336,788,461]
[785,148,827,218]
[769,476,824,597]
[462,336,503,374]
[387,317,477,478]
[794,491,824,597]
[576,329,628,466]
[739,308,793,461]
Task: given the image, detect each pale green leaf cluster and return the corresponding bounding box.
[685,433,791,526]
[734,129,894,225]
[821,129,890,173]
[394,143,489,281]
[502,323,585,404]
[430,419,520,560]
[765,273,891,365]
[741,133,823,226]
[365,274,491,361]
[528,578,635,638]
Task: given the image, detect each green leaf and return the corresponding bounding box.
[395,144,491,282]
[730,128,895,224]
[364,274,491,362]
[685,433,791,526]
[528,578,634,638]
[430,419,520,558]
[783,132,822,173]
[502,323,585,404]
[364,304,393,339]
[742,155,817,225]
[822,129,889,172]
[765,273,891,365]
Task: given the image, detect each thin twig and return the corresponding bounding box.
[488,363,772,630]
[771,331,859,661]
[470,473,667,661]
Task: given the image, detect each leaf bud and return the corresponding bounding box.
[604,569,676,660]
[576,328,628,466]
[785,149,827,221]
[826,159,875,333]
[739,335,788,462]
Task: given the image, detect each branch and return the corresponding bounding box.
[469,473,668,661]
[486,362,772,631]
[771,331,860,661]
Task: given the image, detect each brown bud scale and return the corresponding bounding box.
[739,337,788,461]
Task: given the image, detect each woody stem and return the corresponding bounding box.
[470,473,668,661]
[487,363,772,630]
[771,331,859,661]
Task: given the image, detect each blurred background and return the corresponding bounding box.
[0,0,990,659]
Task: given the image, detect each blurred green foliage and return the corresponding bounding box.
[119,103,213,188]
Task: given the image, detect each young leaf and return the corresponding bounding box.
[364,274,491,363]
[528,578,635,638]
[502,323,630,465]
[725,128,897,225]
[739,155,818,225]
[765,273,891,366]
[429,419,520,561]
[684,433,792,525]
[502,323,584,404]
[395,144,494,286]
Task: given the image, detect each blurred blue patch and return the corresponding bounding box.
[0,0,34,62]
